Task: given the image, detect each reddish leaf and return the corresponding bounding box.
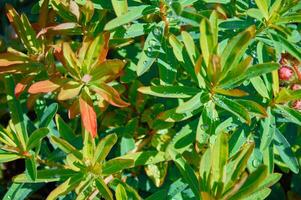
[57,81,82,101]
[28,80,61,94]
[37,22,81,37]
[90,59,126,83]
[79,93,97,138]
[91,84,129,108]
[38,0,49,28]
[98,32,110,63]
[15,76,34,98]
[68,100,80,119]
[214,88,249,97]
[26,94,41,109]
[0,52,28,67]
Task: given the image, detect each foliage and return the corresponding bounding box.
[0,0,300,199]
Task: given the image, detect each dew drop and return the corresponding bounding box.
[148,39,157,47]
[252,159,260,168]
[147,47,153,52]
[201,124,209,131]
[153,27,161,36]
[243,80,250,86]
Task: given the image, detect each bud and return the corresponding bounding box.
[278,66,293,81]
[292,100,301,110]
[291,84,301,91]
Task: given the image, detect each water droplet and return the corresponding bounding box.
[252,159,260,168]
[147,47,152,52]
[243,80,250,86]
[201,124,209,131]
[148,39,157,47]
[153,27,161,36]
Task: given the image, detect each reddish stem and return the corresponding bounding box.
[292,64,301,81]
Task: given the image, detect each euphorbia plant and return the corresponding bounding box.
[0,0,300,199]
[28,32,129,137]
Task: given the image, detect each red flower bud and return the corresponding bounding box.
[291,84,301,91]
[292,100,301,110]
[278,66,293,81]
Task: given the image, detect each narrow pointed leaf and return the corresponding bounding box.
[138,86,200,98]
[274,129,299,173]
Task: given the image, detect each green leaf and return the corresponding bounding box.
[51,0,79,22]
[55,115,76,144]
[203,0,230,3]
[258,173,282,189]
[61,42,81,78]
[213,95,250,124]
[271,32,301,61]
[39,103,58,128]
[199,146,211,191]
[0,126,16,147]
[145,162,168,187]
[110,179,141,200]
[254,0,269,20]
[116,184,128,200]
[116,151,168,166]
[275,104,301,126]
[46,174,83,200]
[274,129,299,173]
[158,93,204,122]
[220,26,256,80]
[169,34,198,82]
[225,142,254,191]
[138,85,200,98]
[3,183,43,200]
[168,149,200,199]
[14,169,77,183]
[243,188,271,200]
[260,108,275,151]
[277,14,301,24]
[93,133,117,164]
[112,0,128,17]
[246,8,264,21]
[50,136,82,160]
[84,33,108,72]
[221,63,279,88]
[25,156,37,181]
[102,158,134,175]
[212,132,228,186]
[0,152,20,163]
[4,75,28,151]
[200,18,215,67]
[95,178,113,200]
[235,99,267,117]
[105,5,157,30]
[229,165,268,200]
[83,130,95,162]
[182,31,199,65]
[136,22,165,76]
[6,5,41,53]
[250,76,270,99]
[26,128,49,150]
